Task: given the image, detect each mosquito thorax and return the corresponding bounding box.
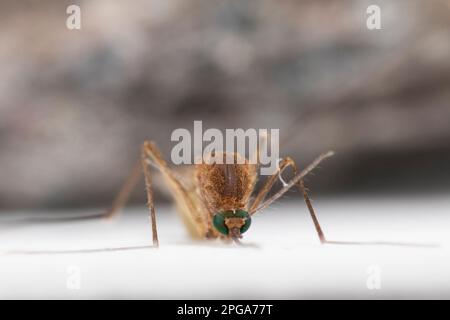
[212,210,251,236]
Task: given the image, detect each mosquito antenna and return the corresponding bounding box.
[251,151,334,215]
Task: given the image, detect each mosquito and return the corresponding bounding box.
[3,136,436,254]
[102,137,334,247]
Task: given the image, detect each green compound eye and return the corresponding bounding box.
[212,213,229,235]
[235,210,251,234]
[212,210,251,235]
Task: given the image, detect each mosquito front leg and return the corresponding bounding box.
[250,151,334,244]
[249,157,292,213]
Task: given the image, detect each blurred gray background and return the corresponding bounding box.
[0,0,449,210]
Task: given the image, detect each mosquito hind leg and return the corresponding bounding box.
[103,160,142,219]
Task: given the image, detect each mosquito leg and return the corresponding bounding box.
[250,151,334,244]
[5,141,200,253]
[103,160,142,219]
[105,141,181,247]
[291,163,326,244]
[142,141,197,214]
[141,143,159,247]
[142,141,209,243]
[251,151,333,214]
[249,157,293,212]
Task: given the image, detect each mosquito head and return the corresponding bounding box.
[213,210,251,240]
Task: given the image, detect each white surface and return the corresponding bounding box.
[0,195,449,299]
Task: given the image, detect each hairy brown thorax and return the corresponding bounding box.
[195,152,257,214]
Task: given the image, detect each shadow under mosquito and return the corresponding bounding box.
[2,245,155,256]
[2,239,439,256]
[2,242,261,255]
[0,213,109,234]
[0,213,106,225]
[324,240,440,248]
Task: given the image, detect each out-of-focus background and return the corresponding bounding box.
[0,0,449,210]
[1,0,450,300]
